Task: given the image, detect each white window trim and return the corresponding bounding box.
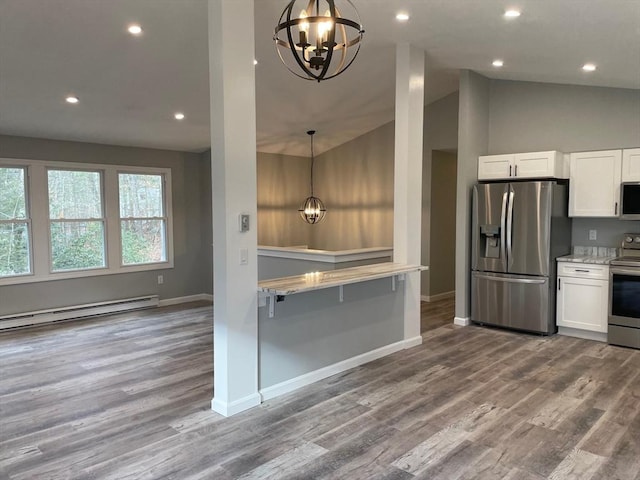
[0,157,174,286]
[0,164,33,278]
[117,169,172,268]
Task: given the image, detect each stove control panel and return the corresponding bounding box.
[622,234,640,249]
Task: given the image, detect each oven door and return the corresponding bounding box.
[609,266,640,349]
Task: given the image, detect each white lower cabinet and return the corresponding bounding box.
[556,263,609,334]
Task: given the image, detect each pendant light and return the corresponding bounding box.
[299,130,326,224]
[274,0,365,82]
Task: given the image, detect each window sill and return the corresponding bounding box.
[0,261,174,286]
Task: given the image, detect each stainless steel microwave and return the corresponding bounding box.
[621,182,640,220]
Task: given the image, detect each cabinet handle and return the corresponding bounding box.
[615,202,618,215]
[515,165,518,177]
[557,278,561,290]
[509,165,512,176]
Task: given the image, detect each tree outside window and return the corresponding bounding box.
[119,173,167,265]
[48,169,106,271]
[0,167,30,277]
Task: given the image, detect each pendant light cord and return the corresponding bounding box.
[308,130,316,196]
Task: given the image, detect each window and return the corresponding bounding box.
[0,167,31,277]
[119,173,167,265]
[0,158,173,285]
[48,169,106,271]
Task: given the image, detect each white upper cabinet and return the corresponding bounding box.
[477,154,514,180]
[569,150,622,217]
[478,151,565,180]
[622,148,640,182]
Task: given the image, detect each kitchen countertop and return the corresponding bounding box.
[259,262,427,296]
[557,246,618,264]
[557,254,617,265]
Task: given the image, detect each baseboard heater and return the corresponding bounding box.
[0,295,159,330]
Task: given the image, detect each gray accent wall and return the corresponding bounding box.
[258,278,404,389]
[0,135,210,315]
[455,71,490,321]
[488,81,640,154]
[487,80,640,249]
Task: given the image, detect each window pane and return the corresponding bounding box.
[50,221,105,271]
[119,174,163,218]
[0,223,30,276]
[48,170,102,219]
[121,219,166,265]
[0,167,26,220]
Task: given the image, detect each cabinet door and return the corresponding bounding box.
[622,148,640,182]
[569,150,622,217]
[556,276,608,332]
[478,154,514,180]
[514,151,560,179]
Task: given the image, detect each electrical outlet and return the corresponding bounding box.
[589,229,597,241]
[239,248,248,265]
[158,275,164,284]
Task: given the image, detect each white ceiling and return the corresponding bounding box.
[1,0,639,157]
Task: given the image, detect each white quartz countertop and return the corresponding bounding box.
[258,262,428,296]
[557,254,617,265]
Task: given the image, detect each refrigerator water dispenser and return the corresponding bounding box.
[480,224,501,259]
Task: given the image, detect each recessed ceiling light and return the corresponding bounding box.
[128,24,143,35]
[253,59,258,66]
[582,63,597,72]
[396,12,410,21]
[174,112,185,120]
[492,59,504,67]
[504,9,521,18]
[65,96,79,104]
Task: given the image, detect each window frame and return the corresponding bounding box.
[47,167,107,274]
[0,158,174,286]
[117,169,172,268]
[0,165,33,279]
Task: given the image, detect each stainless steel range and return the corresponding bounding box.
[608,234,640,349]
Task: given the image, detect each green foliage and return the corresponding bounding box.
[51,222,105,271]
[0,224,29,276]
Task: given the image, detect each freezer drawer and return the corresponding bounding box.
[472,272,554,334]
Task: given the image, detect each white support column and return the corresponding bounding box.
[209,0,260,417]
[393,44,425,345]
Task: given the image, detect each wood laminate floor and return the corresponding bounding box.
[1,299,639,479]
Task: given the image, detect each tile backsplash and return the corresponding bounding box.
[572,246,619,257]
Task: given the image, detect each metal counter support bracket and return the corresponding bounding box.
[268,294,275,318]
[338,285,344,302]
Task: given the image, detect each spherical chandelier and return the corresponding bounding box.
[298,130,326,224]
[274,0,365,82]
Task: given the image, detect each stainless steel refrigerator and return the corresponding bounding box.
[471,180,571,334]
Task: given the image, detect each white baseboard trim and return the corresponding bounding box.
[454,316,471,327]
[211,392,262,417]
[558,327,607,343]
[159,294,213,307]
[259,337,422,402]
[421,291,455,302]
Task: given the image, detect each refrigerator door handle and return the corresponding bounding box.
[506,189,515,270]
[474,274,546,285]
[500,191,508,264]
